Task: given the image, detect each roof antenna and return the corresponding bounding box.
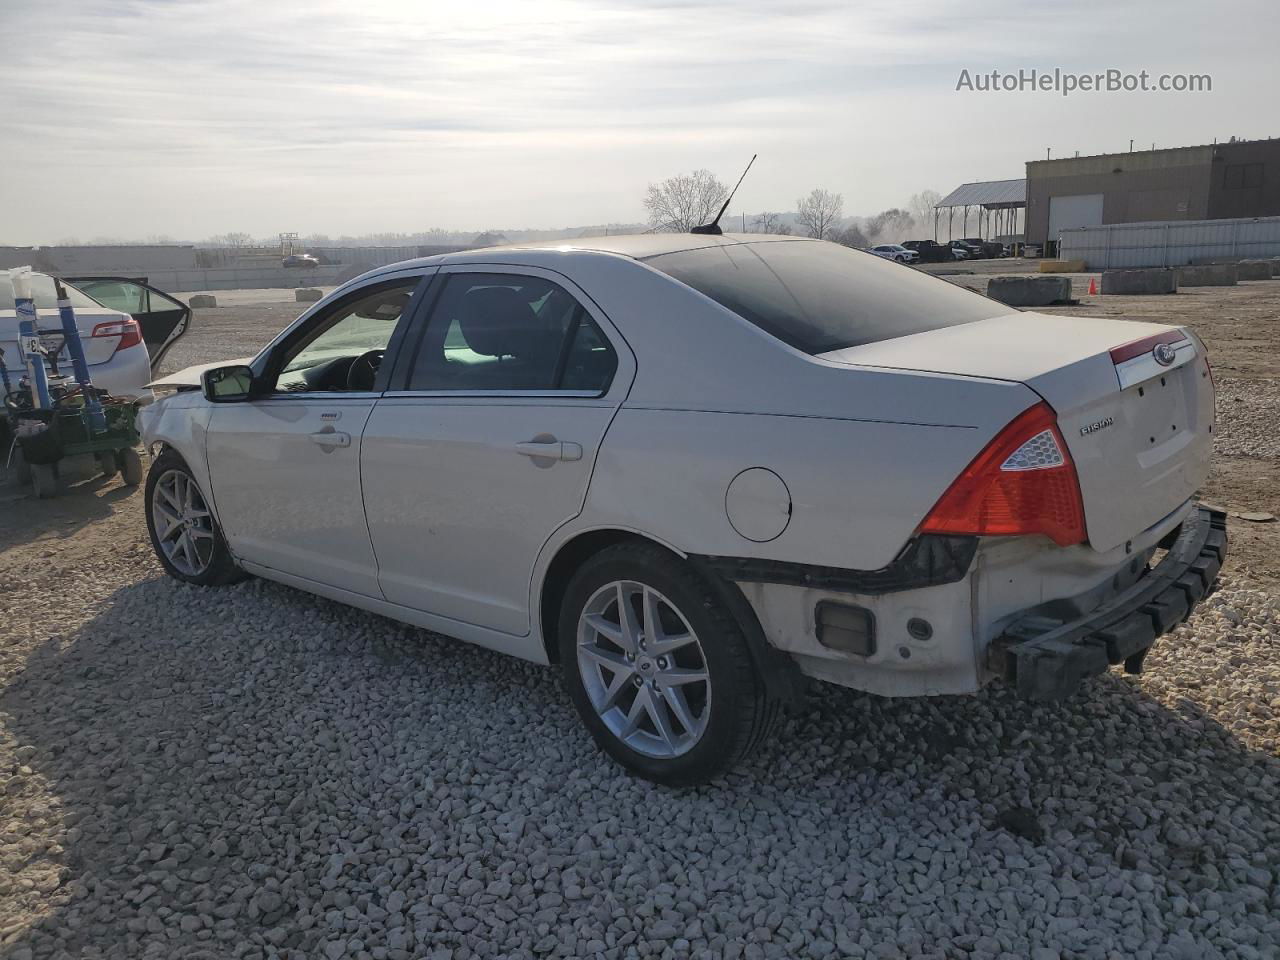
[691,154,756,235]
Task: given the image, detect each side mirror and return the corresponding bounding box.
[201,364,256,403]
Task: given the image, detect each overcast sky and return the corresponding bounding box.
[1,0,1275,244]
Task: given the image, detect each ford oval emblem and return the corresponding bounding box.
[1153,342,1177,366]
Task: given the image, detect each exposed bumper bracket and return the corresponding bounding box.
[989,506,1227,702]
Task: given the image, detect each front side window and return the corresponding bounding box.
[273,280,418,393]
[405,273,617,393]
[644,240,1010,354]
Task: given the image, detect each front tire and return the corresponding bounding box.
[145,451,244,586]
[558,542,781,786]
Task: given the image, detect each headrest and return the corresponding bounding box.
[458,286,536,358]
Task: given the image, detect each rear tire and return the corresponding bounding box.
[97,451,118,479]
[558,542,781,786]
[118,447,144,486]
[145,450,244,586]
[32,463,58,499]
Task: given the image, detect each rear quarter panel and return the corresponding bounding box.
[585,404,1018,571]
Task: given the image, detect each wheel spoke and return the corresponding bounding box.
[641,587,665,648]
[583,613,626,647]
[661,666,708,686]
[660,683,698,735]
[598,664,635,712]
[645,687,677,753]
[649,632,696,656]
[614,583,640,653]
[617,687,649,739]
[159,483,182,513]
[154,505,183,541]
[188,526,215,541]
[579,644,631,672]
[180,532,197,570]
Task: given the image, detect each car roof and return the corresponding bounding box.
[363,232,813,275]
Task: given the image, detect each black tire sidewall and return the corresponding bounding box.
[144,452,241,586]
[557,545,761,786]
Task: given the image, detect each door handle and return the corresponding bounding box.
[310,430,351,448]
[515,439,582,462]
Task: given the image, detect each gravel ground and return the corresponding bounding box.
[2,280,1279,958]
[1215,378,1280,461]
[1,495,1278,960]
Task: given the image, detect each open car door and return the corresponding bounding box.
[66,276,191,371]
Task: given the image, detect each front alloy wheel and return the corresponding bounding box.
[152,468,216,576]
[145,451,244,586]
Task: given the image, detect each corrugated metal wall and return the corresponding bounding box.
[1059,216,1280,268]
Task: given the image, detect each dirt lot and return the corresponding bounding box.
[1,276,1277,959]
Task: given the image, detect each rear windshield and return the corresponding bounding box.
[0,274,101,311]
[644,240,1009,354]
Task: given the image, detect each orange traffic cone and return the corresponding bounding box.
[1088,277,1098,295]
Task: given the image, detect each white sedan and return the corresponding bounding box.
[868,243,918,264]
[1,272,190,401]
[140,234,1224,785]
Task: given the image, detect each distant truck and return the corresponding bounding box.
[901,240,957,263]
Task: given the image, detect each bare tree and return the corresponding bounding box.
[864,208,913,245]
[830,223,869,249]
[644,170,728,232]
[751,211,782,234]
[907,190,941,231]
[207,232,253,248]
[795,189,844,240]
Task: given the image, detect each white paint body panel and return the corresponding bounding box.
[206,396,381,596]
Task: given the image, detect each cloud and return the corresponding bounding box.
[0,0,1273,242]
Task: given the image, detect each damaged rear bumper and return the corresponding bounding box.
[989,505,1227,702]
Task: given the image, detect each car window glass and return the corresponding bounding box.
[76,281,145,313]
[406,273,616,393]
[273,281,417,393]
[645,240,1009,354]
[0,274,100,311]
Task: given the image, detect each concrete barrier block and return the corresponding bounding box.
[987,276,1074,307]
[295,288,324,303]
[1176,264,1237,287]
[1237,260,1273,280]
[188,294,217,308]
[1039,259,1086,273]
[1101,269,1178,295]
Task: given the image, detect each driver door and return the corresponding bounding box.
[204,272,432,596]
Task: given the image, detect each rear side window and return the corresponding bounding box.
[645,240,1009,354]
[405,273,617,393]
[0,274,100,311]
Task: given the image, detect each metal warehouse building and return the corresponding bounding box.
[1025,137,1280,254]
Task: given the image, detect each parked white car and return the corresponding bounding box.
[869,243,918,264]
[1,272,190,401]
[140,234,1224,784]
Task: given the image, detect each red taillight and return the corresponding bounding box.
[919,402,1087,546]
[91,319,142,353]
[1108,330,1187,366]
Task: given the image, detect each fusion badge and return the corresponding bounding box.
[1080,416,1114,436]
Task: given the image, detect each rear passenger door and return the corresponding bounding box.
[361,265,634,637]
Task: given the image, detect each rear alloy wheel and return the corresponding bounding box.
[577,580,711,759]
[559,542,781,785]
[145,452,244,586]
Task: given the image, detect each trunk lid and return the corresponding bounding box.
[0,307,133,371]
[821,312,1215,552]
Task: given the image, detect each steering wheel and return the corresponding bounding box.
[346,349,384,391]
